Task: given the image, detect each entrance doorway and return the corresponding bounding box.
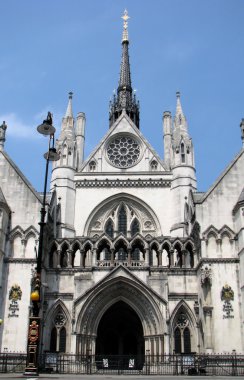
[96,300,144,360]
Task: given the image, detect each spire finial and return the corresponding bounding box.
[0,121,7,150]
[65,91,73,118]
[240,118,244,147]
[176,91,184,120]
[122,9,130,42]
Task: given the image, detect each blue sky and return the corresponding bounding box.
[0,0,244,192]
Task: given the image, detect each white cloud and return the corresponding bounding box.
[0,110,63,140]
[0,113,37,139]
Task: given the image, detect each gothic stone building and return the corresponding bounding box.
[0,14,244,358]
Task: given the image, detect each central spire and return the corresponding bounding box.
[109,10,140,129]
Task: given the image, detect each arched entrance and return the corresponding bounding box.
[96,300,144,357]
[75,270,166,360]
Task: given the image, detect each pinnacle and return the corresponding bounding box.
[65,92,73,118]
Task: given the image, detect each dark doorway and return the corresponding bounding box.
[96,300,144,363]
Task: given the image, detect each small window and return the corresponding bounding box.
[151,160,158,171]
[181,143,185,163]
[89,160,96,171]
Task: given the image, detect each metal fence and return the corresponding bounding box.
[0,353,26,373]
[0,352,243,376]
[40,352,244,376]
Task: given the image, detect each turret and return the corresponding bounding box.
[163,111,172,169]
[109,10,140,128]
[76,112,86,171]
[50,93,76,237]
[170,92,197,236]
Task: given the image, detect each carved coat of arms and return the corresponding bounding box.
[221,284,234,301]
[9,284,22,301]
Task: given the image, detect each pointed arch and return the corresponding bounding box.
[170,300,197,354]
[104,218,114,239]
[131,218,140,237]
[202,225,219,241]
[118,203,127,235]
[75,273,166,355]
[43,300,72,353]
[25,226,39,240]
[84,193,162,237]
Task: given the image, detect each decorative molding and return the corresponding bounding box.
[196,258,239,270]
[76,178,171,188]
[168,293,198,301]
[44,292,74,300]
[4,258,36,264]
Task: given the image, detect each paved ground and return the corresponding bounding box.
[0,375,243,380]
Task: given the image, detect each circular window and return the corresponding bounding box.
[107,136,141,168]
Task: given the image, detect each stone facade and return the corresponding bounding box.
[0,14,244,357]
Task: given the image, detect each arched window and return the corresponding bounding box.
[118,247,127,261]
[174,327,181,354]
[174,310,192,354]
[131,219,140,237]
[50,327,57,352]
[50,310,67,353]
[181,143,185,163]
[59,327,66,352]
[89,160,96,171]
[184,327,191,353]
[105,219,114,238]
[150,160,158,171]
[131,247,140,260]
[118,205,127,235]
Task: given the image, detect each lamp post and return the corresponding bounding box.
[25,112,60,376]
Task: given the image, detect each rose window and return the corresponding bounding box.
[107,136,141,168]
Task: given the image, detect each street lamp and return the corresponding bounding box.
[25,112,60,376]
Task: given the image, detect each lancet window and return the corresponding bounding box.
[181,142,185,163]
[118,205,127,235]
[50,310,67,353]
[105,219,114,238]
[131,218,140,236]
[174,310,191,354]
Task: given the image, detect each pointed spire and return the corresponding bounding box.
[59,92,75,142]
[174,91,187,132]
[109,10,140,129]
[65,92,73,118]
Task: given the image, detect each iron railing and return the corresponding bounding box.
[0,353,26,373]
[0,352,243,375]
[40,352,244,376]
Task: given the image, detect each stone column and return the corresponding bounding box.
[56,249,61,268]
[181,249,186,268]
[170,249,174,267]
[80,249,84,268]
[158,249,162,266]
[110,248,115,266]
[145,247,150,266]
[203,306,213,353]
[67,249,73,268]
[21,238,27,258]
[127,248,131,266]
[92,248,97,266]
